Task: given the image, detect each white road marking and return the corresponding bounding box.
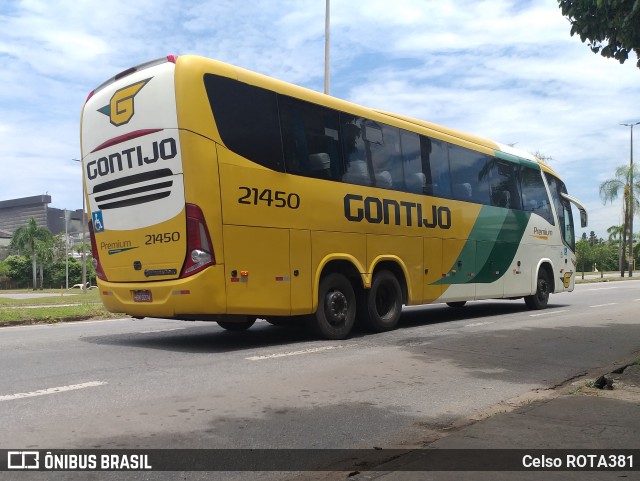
[246,345,348,361]
[138,327,186,334]
[589,303,618,308]
[529,309,569,317]
[465,321,494,327]
[0,381,107,402]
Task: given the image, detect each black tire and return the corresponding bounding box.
[306,272,356,340]
[524,269,550,310]
[446,301,467,308]
[218,317,256,331]
[360,270,403,332]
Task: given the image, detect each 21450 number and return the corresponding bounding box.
[238,187,300,209]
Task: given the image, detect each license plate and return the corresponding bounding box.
[133,290,152,302]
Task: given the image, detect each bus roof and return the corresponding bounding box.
[177,55,558,176]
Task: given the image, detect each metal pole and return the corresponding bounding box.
[64,209,69,289]
[73,159,87,292]
[631,125,635,277]
[622,122,639,277]
[324,0,330,95]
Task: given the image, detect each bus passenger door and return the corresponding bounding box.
[223,225,291,315]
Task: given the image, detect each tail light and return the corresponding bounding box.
[181,204,215,277]
[88,221,107,281]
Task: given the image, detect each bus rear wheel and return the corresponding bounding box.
[525,269,550,310]
[360,270,402,332]
[307,272,356,340]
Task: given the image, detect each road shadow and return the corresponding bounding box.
[80,299,569,355]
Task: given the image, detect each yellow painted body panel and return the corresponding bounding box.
[99,265,226,318]
[423,238,444,303]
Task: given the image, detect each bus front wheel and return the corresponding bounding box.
[360,270,402,332]
[525,269,550,310]
[307,272,356,340]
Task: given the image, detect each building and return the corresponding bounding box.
[0,195,85,260]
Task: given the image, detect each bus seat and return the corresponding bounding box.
[308,153,331,179]
[342,160,370,185]
[452,182,472,199]
[405,172,426,193]
[375,170,393,188]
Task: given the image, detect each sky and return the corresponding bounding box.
[0,0,639,238]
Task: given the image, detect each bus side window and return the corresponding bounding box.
[204,74,284,171]
[369,123,401,189]
[426,138,450,198]
[487,159,521,209]
[520,167,554,225]
[341,115,372,186]
[280,96,342,181]
[448,145,490,204]
[401,130,423,193]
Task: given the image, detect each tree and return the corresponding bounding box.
[34,235,54,289]
[575,237,593,278]
[607,224,625,271]
[558,0,640,68]
[4,255,32,287]
[10,218,53,290]
[599,164,640,276]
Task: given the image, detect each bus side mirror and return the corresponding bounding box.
[580,209,587,228]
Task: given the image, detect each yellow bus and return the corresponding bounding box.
[80,55,588,339]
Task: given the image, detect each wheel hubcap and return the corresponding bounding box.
[326,290,348,325]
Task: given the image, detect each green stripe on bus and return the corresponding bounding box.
[435,207,530,285]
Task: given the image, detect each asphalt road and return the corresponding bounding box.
[1,281,639,478]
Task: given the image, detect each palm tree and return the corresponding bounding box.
[10,218,52,290]
[34,234,54,289]
[606,224,625,272]
[599,164,640,277]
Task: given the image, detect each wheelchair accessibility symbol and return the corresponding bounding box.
[92,211,105,233]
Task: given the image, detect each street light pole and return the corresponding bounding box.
[621,121,639,277]
[72,158,87,292]
[64,209,69,289]
[324,0,330,95]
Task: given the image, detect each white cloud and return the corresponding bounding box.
[0,0,639,238]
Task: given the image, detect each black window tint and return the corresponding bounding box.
[279,96,342,180]
[400,131,423,193]
[340,115,373,186]
[426,138,451,198]
[369,123,401,189]
[521,167,554,224]
[486,159,521,209]
[448,145,490,204]
[204,74,283,171]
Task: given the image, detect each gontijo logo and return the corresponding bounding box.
[98,78,151,126]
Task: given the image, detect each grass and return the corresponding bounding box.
[0,289,124,326]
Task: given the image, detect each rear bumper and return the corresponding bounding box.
[97,265,227,318]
